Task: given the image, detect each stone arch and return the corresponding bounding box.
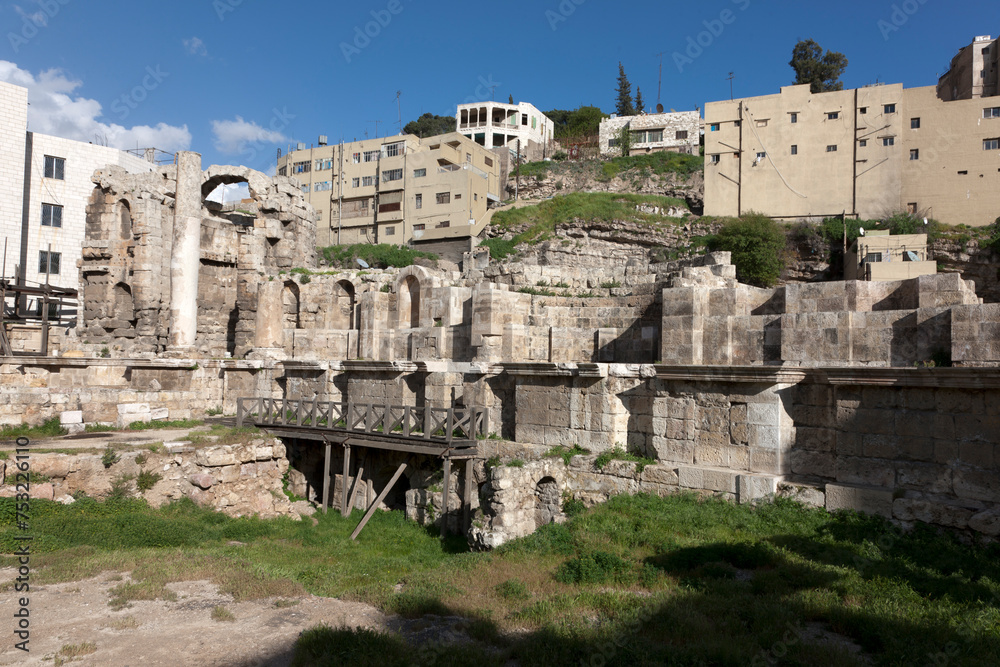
[534,476,560,529]
[333,279,357,330]
[282,281,300,330]
[113,282,136,326]
[200,165,272,201]
[398,275,421,329]
[117,200,132,241]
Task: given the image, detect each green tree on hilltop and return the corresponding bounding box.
[615,62,635,116]
[790,39,848,93]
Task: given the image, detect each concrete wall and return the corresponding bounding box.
[0,81,27,278]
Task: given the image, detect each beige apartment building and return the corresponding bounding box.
[277,133,501,248]
[704,82,1000,227]
[937,34,998,101]
[844,231,936,281]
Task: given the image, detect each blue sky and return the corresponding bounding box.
[2,0,998,175]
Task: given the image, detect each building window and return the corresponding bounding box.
[385,226,396,236]
[608,138,619,148]
[985,107,1000,119]
[474,193,478,201]
[910,149,919,160]
[466,153,472,163]
[315,159,332,171]
[756,152,766,159]
[646,130,663,142]
[38,250,60,275]
[436,192,450,205]
[826,145,838,152]
[277,166,287,176]
[709,154,720,164]
[454,193,462,200]
[484,156,493,167]
[41,203,62,227]
[413,224,425,231]
[791,145,798,155]
[907,203,918,214]
[521,114,528,126]
[985,138,1000,150]
[44,156,65,180]
[733,120,741,127]
[883,137,895,146]
[755,119,768,128]
[911,117,920,129]
[413,168,426,178]
[382,168,402,182]
[827,112,839,120]
[294,161,311,174]
[364,150,379,162]
[790,113,798,123]
[710,123,720,132]
[675,130,688,140]
[352,152,361,164]
[383,142,404,157]
[300,184,310,194]
[958,170,969,175]
[437,221,450,228]
[859,107,868,114]
[362,176,375,187]
[859,139,868,147]
[314,181,332,192]
[884,103,896,114]
[352,177,360,188]
[415,194,422,209]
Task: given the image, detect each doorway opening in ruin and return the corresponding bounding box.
[383,470,412,511]
[117,200,132,241]
[282,281,301,329]
[534,477,560,528]
[399,275,420,328]
[334,280,357,330]
[113,282,136,327]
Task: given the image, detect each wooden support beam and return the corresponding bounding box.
[340,444,352,517]
[321,439,332,514]
[347,451,367,515]
[351,462,408,541]
[463,459,474,533]
[441,457,452,539]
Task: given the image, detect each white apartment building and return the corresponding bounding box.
[456,101,554,158]
[0,81,157,300]
[599,111,701,156]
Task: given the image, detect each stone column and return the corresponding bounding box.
[251,279,285,360]
[169,151,203,351]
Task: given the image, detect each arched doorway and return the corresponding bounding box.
[398,275,420,328]
[282,281,300,330]
[113,282,136,326]
[118,200,132,241]
[534,476,560,528]
[334,280,356,330]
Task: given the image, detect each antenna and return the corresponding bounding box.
[395,91,402,135]
[655,51,666,109]
[727,72,735,101]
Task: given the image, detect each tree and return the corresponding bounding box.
[615,62,635,117]
[789,39,848,93]
[544,106,609,139]
[709,213,786,287]
[508,94,514,104]
[635,87,644,115]
[615,124,632,158]
[402,113,456,138]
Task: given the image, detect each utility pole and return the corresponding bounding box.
[515,138,520,202]
[655,51,666,109]
[728,72,735,101]
[395,91,402,135]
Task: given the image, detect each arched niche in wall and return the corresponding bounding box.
[398,275,420,329]
[534,476,560,529]
[333,279,357,330]
[117,200,132,241]
[282,280,301,330]
[113,282,136,326]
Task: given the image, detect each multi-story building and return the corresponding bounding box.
[0,81,158,299]
[845,231,936,281]
[277,132,502,249]
[598,111,701,156]
[937,34,998,101]
[455,101,553,159]
[704,79,1000,227]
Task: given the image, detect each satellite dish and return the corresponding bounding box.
[356,258,370,269]
[859,227,865,236]
[923,218,928,225]
[656,103,664,113]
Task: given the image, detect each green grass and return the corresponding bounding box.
[3,493,999,666]
[0,417,67,439]
[85,423,118,433]
[544,444,590,466]
[318,243,438,269]
[487,192,688,259]
[126,419,204,431]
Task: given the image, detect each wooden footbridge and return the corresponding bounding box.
[236,398,487,539]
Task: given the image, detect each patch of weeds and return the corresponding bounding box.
[274,598,301,608]
[600,279,622,289]
[147,442,162,453]
[107,473,135,499]
[136,469,163,493]
[211,605,236,622]
[205,406,223,417]
[593,446,656,473]
[100,347,111,358]
[0,417,67,439]
[84,423,118,433]
[56,642,97,662]
[507,459,525,468]
[554,280,571,288]
[561,492,587,517]
[4,471,50,485]
[134,452,148,466]
[127,419,204,431]
[105,615,139,630]
[485,456,501,470]
[495,578,531,601]
[380,283,391,293]
[282,471,306,503]
[554,550,631,585]
[544,444,589,466]
[517,286,556,297]
[102,445,121,469]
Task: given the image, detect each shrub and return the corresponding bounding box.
[552,151,568,161]
[555,550,630,585]
[134,452,148,466]
[136,468,162,492]
[480,238,516,261]
[710,213,786,287]
[108,473,135,499]
[318,243,437,269]
[102,445,121,469]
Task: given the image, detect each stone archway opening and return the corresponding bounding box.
[282,281,300,330]
[398,275,420,328]
[534,476,560,529]
[113,282,136,326]
[117,200,132,241]
[334,280,357,330]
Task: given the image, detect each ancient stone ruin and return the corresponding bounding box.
[2,150,1000,546]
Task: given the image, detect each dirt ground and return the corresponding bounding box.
[0,569,385,666]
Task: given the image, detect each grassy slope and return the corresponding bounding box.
[4,492,999,666]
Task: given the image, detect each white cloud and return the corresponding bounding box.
[0,60,191,153]
[183,37,207,57]
[211,116,287,155]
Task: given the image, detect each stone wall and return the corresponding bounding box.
[0,437,294,519]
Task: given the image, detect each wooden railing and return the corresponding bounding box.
[236,398,487,444]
